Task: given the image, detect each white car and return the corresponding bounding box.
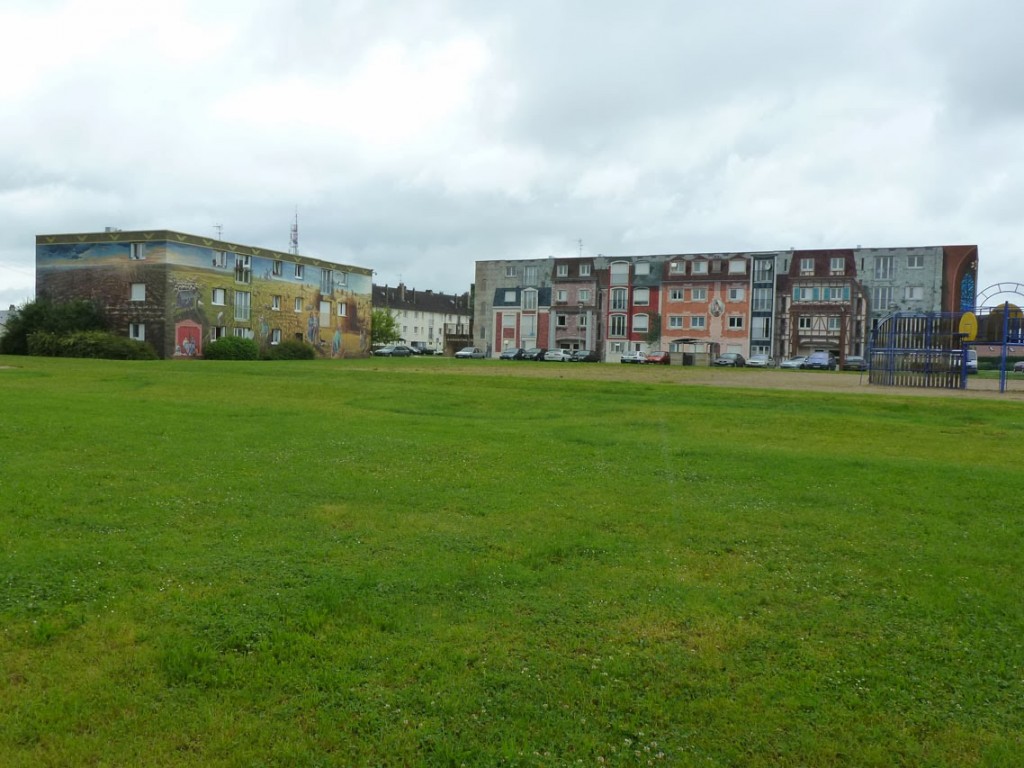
[543,349,573,362]
[746,354,775,368]
[454,346,484,359]
[620,351,648,364]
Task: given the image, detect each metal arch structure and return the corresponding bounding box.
[976,282,1024,307]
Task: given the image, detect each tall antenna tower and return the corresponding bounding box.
[289,209,299,255]
[213,223,223,240]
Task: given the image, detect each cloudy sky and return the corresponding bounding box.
[1,0,1022,308]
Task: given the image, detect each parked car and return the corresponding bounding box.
[646,350,671,365]
[842,355,869,371]
[746,354,774,368]
[802,351,837,370]
[620,350,648,364]
[454,346,484,359]
[522,347,546,361]
[1014,361,1024,373]
[571,349,600,362]
[543,348,574,362]
[499,347,525,360]
[966,349,978,374]
[373,344,414,357]
[713,352,745,367]
[780,356,807,369]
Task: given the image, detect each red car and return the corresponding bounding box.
[646,350,671,365]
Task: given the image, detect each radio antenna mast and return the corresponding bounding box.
[289,209,299,255]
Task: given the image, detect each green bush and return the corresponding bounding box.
[265,339,316,360]
[203,336,260,360]
[0,298,108,355]
[27,330,157,360]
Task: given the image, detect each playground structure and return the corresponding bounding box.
[869,283,1024,392]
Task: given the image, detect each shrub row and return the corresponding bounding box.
[28,331,158,360]
[202,337,317,360]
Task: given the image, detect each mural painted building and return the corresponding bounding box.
[36,229,373,359]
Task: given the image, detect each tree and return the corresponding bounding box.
[645,313,662,346]
[0,298,108,356]
[371,308,402,346]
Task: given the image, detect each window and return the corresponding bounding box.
[796,287,815,301]
[556,290,568,303]
[337,303,347,317]
[610,262,629,283]
[578,289,591,302]
[212,251,227,269]
[752,288,772,312]
[611,288,628,311]
[872,285,894,311]
[504,290,517,303]
[828,316,841,331]
[798,316,812,330]
[556,264,568,277]
[294,297,303,312]
[670,261,684,273]
[669,288,684,301]
[635,262,650,276]
[691,261,708,275]
[669,315,684,329]
[691,287,707,301]
[129,322,145,341]
[908,254,924,269]
[270,329,282,345]
[728,259,746,274]
[320,269,334,294]
[753,260,773,282]
[524,266,538,284]
[234,291,251,321]
[272,295,281,311]
[609,315,627,336]
[319,301,331,327]
[830,257,845,275]
[521,314,537,337]
[728,287,745,301]
[800,258,814,275]
[130,283,145,302]
[505,266,517,278]
[905,286,924,301]
[212,288,226,305]
[633,288,650,305]
[728,316,744,329]
[272,260,283,276]
[233,327,254,339]
[129,243,146,260]
[211,326,226,340]
[632,314,649,332]
[753,317,772,341]
[690,316,706,329]
[578,314,588,328]
[610,342,624,353]
[580,264,591,276]
[874,256,894,280]
[523,290,537,310]
[294,263,304,279]
[556,314,567,327]
[235,255,251,284]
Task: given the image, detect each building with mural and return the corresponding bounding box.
[474,245,979,363]
[36,229,373,359]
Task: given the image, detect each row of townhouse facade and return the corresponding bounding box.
[474,245,978,363]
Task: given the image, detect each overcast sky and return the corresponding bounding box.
[2,0,1022,308]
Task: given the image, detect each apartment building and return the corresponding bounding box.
[372,283,472,354]
[36,229,373,358]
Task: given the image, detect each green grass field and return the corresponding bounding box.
[1,357,1022,766]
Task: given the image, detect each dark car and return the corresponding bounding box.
[571,349,600,362]
[522,347,547,361]
[373,344,414,357]
[646,350,671,365]
[499,347,525,360]
[842,355,868,371]
[803,351,837,370]
[713,352,745,367]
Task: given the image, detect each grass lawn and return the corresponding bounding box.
[1,356,1022,766]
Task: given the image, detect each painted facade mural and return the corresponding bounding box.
[36,231,373,359]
